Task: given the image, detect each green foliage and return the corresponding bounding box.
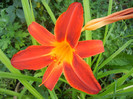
[0,1,31,98]
[107,53,133,69]
[6,0,25,23]
[0,9,30,58]
[0,0,133,99]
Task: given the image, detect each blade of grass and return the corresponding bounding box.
[18,72,42,99]
[48,90,58,99]
[118,85,133,93]
[81,0,92,98]
[0,88,27,98]
[98,92,133,99]
[41,0,56,24]
[59,78,68,84]
[18,74,67,99]
[99,68,133,96]
[97,69,128,79]
[0,49,44,99]
[91,55,98,66]
[98,39,133,70]
[21,0,37,45]
[83,0,92,66]
[29,0,35,21]
[92,23,115,66]
[0,71,42,82]
[118,83,133,90]
[93,0,113,74]
[113,80,117,99]
[105,23,115,42]
[72,90,77,99]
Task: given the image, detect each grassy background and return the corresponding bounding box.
[0,0,133,99]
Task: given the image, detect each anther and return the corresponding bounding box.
[38,83,43,87]
[51,54,57,62]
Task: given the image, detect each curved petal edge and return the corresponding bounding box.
[11,46,54,70]
[63,53,101,94]
[28,22,55,45]
[75,40,104,58]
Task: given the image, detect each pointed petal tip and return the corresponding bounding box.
[75,40,104,58]
[11,46,53,70]
[70,2,82,6]
[11,51,25,70]
[28,21,55,45]
[28,22,38,30]
[55,2,83,48]
[91,84,101,94]
[64,53,102,95]
[80,78,101,95]
[42,63,63,91]
[44,84,54,91]
[28,22,36,29]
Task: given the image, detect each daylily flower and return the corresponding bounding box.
[11,2,104,94]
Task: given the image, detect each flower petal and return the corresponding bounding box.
[11,46,54,70]
[75,40,104,58]
[64,53,101,94]
[55,2,83,48]
[42,62,63,90]
[82,8,133,31]
[28,22,55,45]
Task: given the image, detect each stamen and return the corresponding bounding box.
[51,54,57,62]
[38,74,51,87]
[38,83,43,87]
[38,79,47,87]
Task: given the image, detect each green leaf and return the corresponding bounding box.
[13,0,22,7]
[98,39,133,70]
[0,88,28,98]
[16,9,25,22]
[83,0,92,66]
[0,71,42,82]
[108,53,133,66]
[21,0,37,45]
[97,69,129,79]
[41,0,56,24]
[6,6,15,14]
[48,90,58,99]
[0,49,44,99]
[9,13,16,23]
[0,39,11,50]
[99,68,133,96]
[97,92,133,99]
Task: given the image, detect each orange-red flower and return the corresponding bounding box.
[11,2,104,94]
[82,7,133,31]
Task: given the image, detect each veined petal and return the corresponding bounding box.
[11,46,54,70]
[75,40,104,58]
[82,8,133,31]
[42,62,63,90]
[28,22,55,45]
[55,2,83,48]
[64,53,101,94]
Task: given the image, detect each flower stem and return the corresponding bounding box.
[41,0,56,24]
[21,0,37,45]
[93,0,113,75]
[83,0,92,67]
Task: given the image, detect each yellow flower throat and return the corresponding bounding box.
[50,41,74,65]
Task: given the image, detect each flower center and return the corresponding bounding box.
[50,41,74,64]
